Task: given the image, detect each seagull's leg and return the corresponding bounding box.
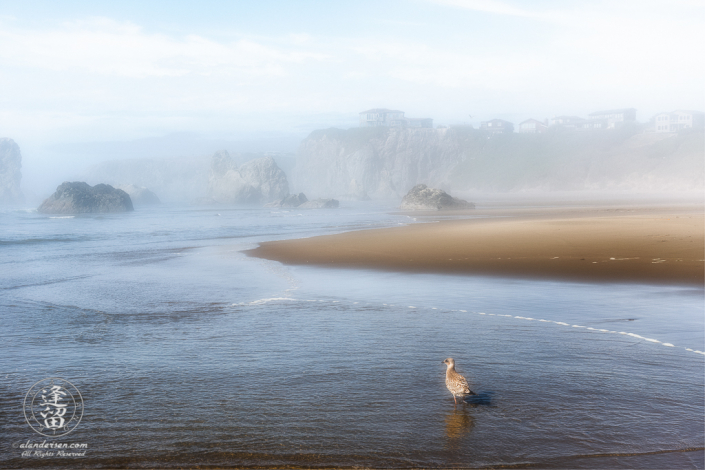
[453,396,457,405]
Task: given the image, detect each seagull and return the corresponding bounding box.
[443,358,476,404]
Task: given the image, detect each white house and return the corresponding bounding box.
[359,109,433,128]
[654,110,705,133]
[359,109,405,127]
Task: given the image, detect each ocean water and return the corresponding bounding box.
[1,203,703,469]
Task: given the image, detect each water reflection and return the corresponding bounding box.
[444,407,475,440]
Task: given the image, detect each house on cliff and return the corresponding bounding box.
[480,119,514,134]
[359,109,433,128]
[654,110,704,133]
[588,108,636,128]
[518,119,548,134]
[550,115,585,129]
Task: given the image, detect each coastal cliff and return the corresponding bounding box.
[293,126,704,198]
[0,138,24,204]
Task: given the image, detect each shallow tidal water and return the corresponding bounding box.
[1,203,703,469]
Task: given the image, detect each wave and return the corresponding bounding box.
[231,297,705,356]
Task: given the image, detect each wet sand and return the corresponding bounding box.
[246,205,704,285]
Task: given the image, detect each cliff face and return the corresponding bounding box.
[294,126,705,198]
[294,127,465,199]
[0,138,24,204]
[208,151,289,204]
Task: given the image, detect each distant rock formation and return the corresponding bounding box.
[0,138,24,204]
[116,184,161,205]
[265,193,308,208]
[299,198,339,209]
[294,127,461,199]
[400,184,474,211]
[38,182,134,214]
[208,151,289,204]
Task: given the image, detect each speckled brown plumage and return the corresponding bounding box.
[443,358,475,404]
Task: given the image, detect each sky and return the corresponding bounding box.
[1,0,704,155]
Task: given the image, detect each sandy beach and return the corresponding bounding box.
[246,204,704,285]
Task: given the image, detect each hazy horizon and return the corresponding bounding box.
[1,0,704,197]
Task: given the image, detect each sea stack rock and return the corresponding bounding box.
[38,182,134,214]
[0,138,24,204]
[400,184,474,211]
[116,184,161,205]
[208,151,289,204]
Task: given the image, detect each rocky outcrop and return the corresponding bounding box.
[0,138,24,204]
[294,127,465,199]
[208,151,289,204]
[400,184,474,211]
[38,182,134,214]
[299,198,339,209]
[116,184,161,205]
[265,193,308,208]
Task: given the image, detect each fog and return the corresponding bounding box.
[1,0,703,204]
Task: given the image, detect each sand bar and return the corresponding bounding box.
[245,205,704,285]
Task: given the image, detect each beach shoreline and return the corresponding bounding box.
[245,203,705,285]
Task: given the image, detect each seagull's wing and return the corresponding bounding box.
[456,372,476,395]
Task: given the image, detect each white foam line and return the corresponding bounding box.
[234,298,705,357]
[233,297,296,306]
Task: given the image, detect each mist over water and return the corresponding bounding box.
[1,1,704,468]
[1,203,703,468]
